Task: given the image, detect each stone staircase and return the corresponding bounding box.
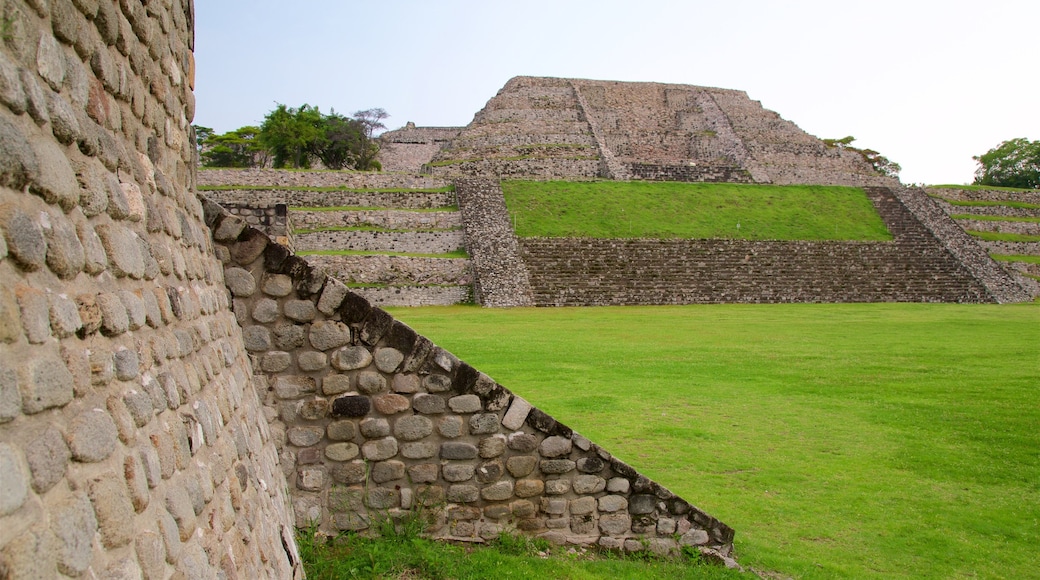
[927,187,1040,299]
[198,170,474,306]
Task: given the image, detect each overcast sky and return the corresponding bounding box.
[193,0,1039,185]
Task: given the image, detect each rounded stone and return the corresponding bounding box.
[577,456,606,473]
[506,455,538,478]
[260,351,291,373]
[0,443,29,516]
[391,373,420,394]
[400,441,437,459]
[545,479,571,495]
[241,326,272,352]
[309,320,352,351]
[539,435,572,458]
[448,394,481,414]
[423,374,451,392]
[680,529,710,546]
[607,477,630,494]
[373,347,404,373]
[438,416,464,438]
[67,408,118,462]
[598,495,628,513]
[2,208,47,270]
[324,442,359,462]
[331,395,370,417]
[469,413,500,435]
[331,346,372,371]
[481,481,514,502]
[322,375,351,396]
[393,415,433,441]
[287,427,323,447]
[373,393,409,415]
[476,460,504,483]
[507,432,538,453]
[359,418,390,438]
[440,442,478,460]
[251,298,279,323]
[326,420,357,441]
[284,300,316,322]
[628,494,658,515]
[511,478,544,499]
[478,435,507,459]
[408,463,439,484]
[25,427,70,493]
[413,394,445,415]
[573,475,607,494]
[297,351,328,372]
[261,274,293,297]
[356,371,386,394]
[224,267,256,297]
[361,437,399,461]
[371,460,405,483]
[447,484,479,503]
[44,213,85,279]
[443,463,475,482]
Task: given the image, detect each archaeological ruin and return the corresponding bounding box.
[1,0,1035,578]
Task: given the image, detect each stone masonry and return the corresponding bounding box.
[202,198,735,557]
[0,1,300,578]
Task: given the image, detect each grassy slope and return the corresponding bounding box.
[500,181,892,241]
[386,303,1040,580]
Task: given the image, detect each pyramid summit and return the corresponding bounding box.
[412,76,898,186]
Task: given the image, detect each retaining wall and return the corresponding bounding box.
[294,230,465,255]
[520,188,999,305]
[201,188,456,210]
[0,1,300,578]
[202,199,737,558]
[198,169,447,190]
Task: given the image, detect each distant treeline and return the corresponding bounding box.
[194,106,388,171]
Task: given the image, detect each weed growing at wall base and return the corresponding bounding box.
[386,303,1040,580]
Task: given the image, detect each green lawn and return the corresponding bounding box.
[385,303,1040,579]
[500,181,892,241]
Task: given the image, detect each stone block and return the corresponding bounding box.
[322,374,351,396]
[367,487,400,509]
[440,441,477,460]
[576,456,606,473]
[297,350,328,371]
[373,393,409,415]
[297,466,325,491]
[539,459,576,474]
[539,435,572,458]
[401,441,437,459]
[284,299,316,322]
[392,373,420,393]
[260,351,291,373]
[51,492,98,576]
[89,474,136,547]
[273,323,306,349]
[331,461,367,484]
[478,434,507,458]
[224,267,256,297]
[507,432,538,453]
[408,463,439,484]
[437,415,463,438]
[443,463,475,482]
[287,426,323,447]
[514,479,544,498]
[573,474,606,494]
[599,513,632,536]
[448,394,481,414]
[679,529,710,546]
[359,417,390,438]
[412,393,445,414]
[0,443,29,516]
[26,426,70,492]
[476,459,504,483]
[331,395,370,417]
[331,345,371,371]
[628,494,657,515]
[309,320,352,351]
[355,371,386,394]
[67,407,118,462]
[17,286,50,343]
[361,436,398,461]
[423,374,451,392]
[326,419,356,441]
[43,213,85,278]
[598,495,628,513]
[272,375,315,399]
[251,298,279,323]
[506,455,538,478]
[545,479,571,495]
[261,273,292,297]
[481,480,514,502]
[606,477,630,494]
[371,460,405,483]
[393,415,432,441]
[447,484,479,503]
[324,442,359,462]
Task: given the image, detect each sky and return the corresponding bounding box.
[193,0,1039,186]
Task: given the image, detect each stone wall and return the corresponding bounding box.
[455,178,535,307]
[378,123,461,173]
[199,168,446,190]
[519,188,998,305]
[202,199,736,558]
[0,1,300,578]
[294,230,465,255]
[201,187,456,211]
[222,202,294,249]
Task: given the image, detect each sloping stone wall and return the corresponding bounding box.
[455,178,535,307]
[520,188,998,305]
[0,1,300,578]
[378,123,461,173]
[202,198,736,558]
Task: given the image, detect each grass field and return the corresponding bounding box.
[385,303,1040,579]
[500,181,892,241]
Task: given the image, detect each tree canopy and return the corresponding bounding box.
[823,136,901,179]
[194,104,387,170]
[973,138,1040,189]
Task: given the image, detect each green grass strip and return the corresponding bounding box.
[966,230,1040,243]
[197,184,454,193]
[296,249,468,259]
[939,199,1040,209]
[950,214,1040,223]
[929,184,1039,193]
[991,253,1040,264]
[501,180,892,241]
[289,205,458,212]
[384,303,1040,579]
[292,226,460,235]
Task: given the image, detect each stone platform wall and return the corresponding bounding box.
[202,199,736,558]
[0,1,300,578]
[519,188,998,305]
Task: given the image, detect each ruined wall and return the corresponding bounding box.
[202,198,736,558]
[377,123,461,173]
[0,1,300,578]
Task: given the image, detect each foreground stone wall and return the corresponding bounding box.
[0,1,300,578]
[202,198,736,558]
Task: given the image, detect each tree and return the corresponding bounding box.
[973,138,1040,189]
[824,136,901,179]
[315,111,366,170]
[258,104,326,168]
[198,125,266,168]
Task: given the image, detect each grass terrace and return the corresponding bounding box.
[381,303,1039,580]
[501,181,892,241]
